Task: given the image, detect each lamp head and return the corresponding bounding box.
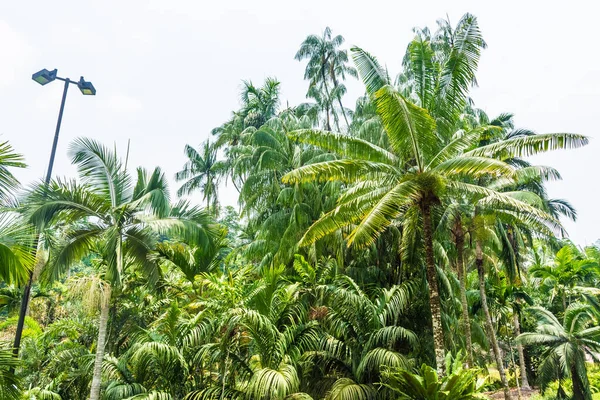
[32,69,57,85]
[77,76,96,95]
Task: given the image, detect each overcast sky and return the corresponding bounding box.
[0,0,598,245]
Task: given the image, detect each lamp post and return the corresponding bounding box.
[12,68,96,359]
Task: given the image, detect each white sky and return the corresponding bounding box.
[0,0,598,245]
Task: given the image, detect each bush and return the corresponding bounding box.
[380,352,487,400]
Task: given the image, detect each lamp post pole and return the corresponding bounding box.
[12,70,96,362]
[45,79,70,183]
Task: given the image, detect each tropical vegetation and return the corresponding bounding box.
[0,12,598,400]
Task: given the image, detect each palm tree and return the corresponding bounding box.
[236,114,340,268]
[239,77,281,129]
[282,69,581,377]
[305,276,417,399]
[488,279,533,390]
[295,27,357,130]
[530,244,599,312]
[24,138,219,400]
[517,304,600,400]
[102,302,200,399]
[473,236,513,399]
[188,267,320,399]
[176,141,228,213]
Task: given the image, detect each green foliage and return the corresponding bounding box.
[0,345,21,400]
[1,11,596,400]
[380,353,487,399]
[518,305,600,400]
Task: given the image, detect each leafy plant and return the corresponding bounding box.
[380,352,487,399]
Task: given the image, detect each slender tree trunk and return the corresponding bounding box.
[476,240,513,400]
[421,201,446,376]
[513,312,530,389]
[508,339,522,400]
[331,74,350,128]
[562,291,567,312]
[327,72,342,132]
[337,96,349,127]
[332,106,341,133]
[321,71,333,132]
[454,221,473,367]
[89,284,112,400]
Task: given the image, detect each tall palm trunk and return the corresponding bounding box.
[476,240,513,400]
[454,220,473,367]
[89,284,111,400]
[331,73,350,128]
[512,312,530,389]
[421,201,446,376]
[321,70,333,132]
[332,105,342,132]
[90,241,120,400]
[324,104,332,131]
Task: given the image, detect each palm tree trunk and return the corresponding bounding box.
[89,284,112,400]
[513,312,530,389]
[319,69,333,132]
[421,201,446,376]
[454,221,473,367]
[331,74,350,128]
[507,339,522,400]
[326,72,342,132]
[337,96,349,127]
[332,106,341,132]
[476,240,513,400]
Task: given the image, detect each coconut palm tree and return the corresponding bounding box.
[281,70,582,377]
[176,141,229,213]
[24,137,219,400]
[284,14,589,374]
[517,304,600,400]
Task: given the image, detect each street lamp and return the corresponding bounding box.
[30,68,97,182]
[12,68,97,360]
